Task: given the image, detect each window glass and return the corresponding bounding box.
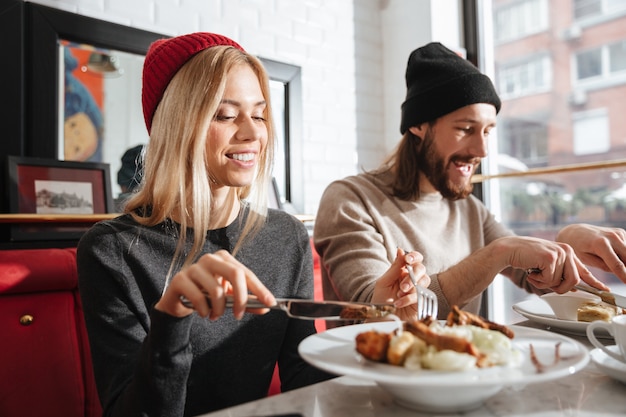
[610,40,626,72]
[574,0,602,19]
[574,0,626,19]
[575,48,602,80]
[485,0,626,323]
[494,0,548,43]
[573,109,610,155]
[498,55,551,98]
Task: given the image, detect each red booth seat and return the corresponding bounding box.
[0,248,102,417]
[0,239,322,406]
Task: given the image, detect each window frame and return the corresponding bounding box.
[258,58,303,211]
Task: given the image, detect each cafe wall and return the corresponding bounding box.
[19,0,462,215]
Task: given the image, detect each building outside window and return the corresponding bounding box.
[483,0,626,323]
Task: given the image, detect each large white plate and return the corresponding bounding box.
[513,297,611,337]
[299,321,589,412]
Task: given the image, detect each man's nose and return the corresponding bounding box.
[469,133,488,158]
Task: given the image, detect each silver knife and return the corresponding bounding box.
[574,284,626,309]
[180,294,396,321]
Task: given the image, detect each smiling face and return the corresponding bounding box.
[207,64,268,189]
[409,103,497,200]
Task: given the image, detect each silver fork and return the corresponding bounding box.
[405,259,438,320]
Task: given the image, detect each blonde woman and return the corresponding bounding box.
[77,33,336,416]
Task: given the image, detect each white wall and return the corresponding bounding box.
[27,0,461,215]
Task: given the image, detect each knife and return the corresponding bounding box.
[574,284,626,309]
[179,294,396,321]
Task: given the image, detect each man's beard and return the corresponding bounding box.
[416,128,475,200]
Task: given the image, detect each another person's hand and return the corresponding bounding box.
[497,236,609,293]
[556,223,626,284]
[371,248,430,321]
[154,250,276,319]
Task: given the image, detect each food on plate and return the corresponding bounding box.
[339,304,396,320]
[577,302,623,322]
[529,342,563,373]
[447,305,515,338]
[540,291,625,322]
[540,291,601,321]
[355,306,521,371]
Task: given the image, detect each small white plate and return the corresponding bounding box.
[590,345,626,384]
[512,297,612,338]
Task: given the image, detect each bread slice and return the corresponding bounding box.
[577,302,619,322]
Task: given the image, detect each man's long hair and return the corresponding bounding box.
[371,128,428,201]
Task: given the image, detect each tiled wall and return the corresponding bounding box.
[25,0,458,215]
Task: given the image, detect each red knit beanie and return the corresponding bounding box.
[142,32,245,132]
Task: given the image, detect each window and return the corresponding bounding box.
[481,1,626,323]
[574,0,626,20]
[498,54,551,97]
[610,40,626,72]
[573,109,610,155]
[498,118,549,166]
[575,47,603,80]
[494,0,548,43]
[574,40,626,83]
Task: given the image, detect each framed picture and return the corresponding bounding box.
[6,156,113,241]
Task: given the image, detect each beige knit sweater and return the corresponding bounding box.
[313,170,533,319]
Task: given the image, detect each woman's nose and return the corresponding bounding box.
[236,117,265,141]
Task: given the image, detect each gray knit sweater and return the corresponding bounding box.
[314,171,535,319]
[77,208,333,417]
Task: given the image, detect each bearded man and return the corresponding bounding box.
[314,42,625,320]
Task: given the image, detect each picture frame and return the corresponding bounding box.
[6,156,114,241]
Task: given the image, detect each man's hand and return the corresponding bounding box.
[371,248,431,321]
[556,224,626,284]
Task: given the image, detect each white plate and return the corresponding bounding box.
[513,297,611,338]
[299,321,589,413]
[591,345,626,384]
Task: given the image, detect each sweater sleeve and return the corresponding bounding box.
[77,224,193,417]
[313,179,398,304]
[479,202,546,295]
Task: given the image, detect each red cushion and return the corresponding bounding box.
[0,292,86,416]
[0,248,78,294]
[0,248,101,417]
[310,239,326,332]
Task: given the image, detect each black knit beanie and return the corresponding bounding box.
[400,42,501,134]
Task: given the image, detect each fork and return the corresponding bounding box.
[405,258,438,320]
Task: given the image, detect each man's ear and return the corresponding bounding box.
[408,124,426,138]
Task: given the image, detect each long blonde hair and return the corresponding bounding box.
[125,46,275,280]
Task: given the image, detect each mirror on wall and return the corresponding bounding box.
[21,3,165,211]
[59,41,148,199]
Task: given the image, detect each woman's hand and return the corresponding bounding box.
[154,250,276,319]
[371,248,431,321]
